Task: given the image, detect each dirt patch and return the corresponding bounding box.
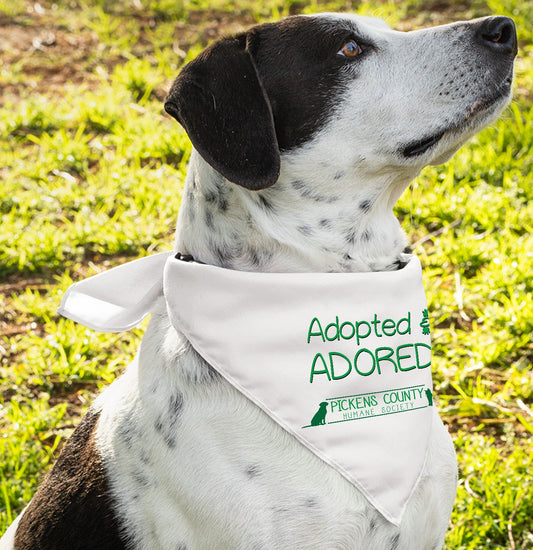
[0,5,256,100]
[0,21,105,97]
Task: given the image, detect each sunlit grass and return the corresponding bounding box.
[0,0,531,547]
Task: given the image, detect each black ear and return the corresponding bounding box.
[164,35,280,190]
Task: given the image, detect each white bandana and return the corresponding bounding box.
[59,252,435,526]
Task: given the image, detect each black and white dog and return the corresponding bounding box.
[1,12,516,550]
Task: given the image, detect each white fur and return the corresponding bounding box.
[0,514,23,550]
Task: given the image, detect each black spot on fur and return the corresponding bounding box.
[139,451,152,466]
[333,170,345,180]
[213,246,226,266]
[213,243,236,268]
[154,419,177,449]
[154,391,184,449]
[359,199,372,212]
[169,392,184,417]
[257,193,276,212]
[248,248,261,267]
[304,496,319,508]
[204,190,218,204]
[132,470,150,487]
[345,228,356,245]
[218,195,229,210]
[245,464,261,478]
[14,410,128,550]
[117,421,136,450]
[205,182,230,212]
[319,218,333,229]
[205,209,214,230]
[291,179,305,191]
[297,224,313,236]
[390,533,400,550]
[291,179,339,203]
[362,229,372,241]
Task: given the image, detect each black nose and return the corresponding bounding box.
[477,16,517,56]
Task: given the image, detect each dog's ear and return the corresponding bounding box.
[164,34,280,191]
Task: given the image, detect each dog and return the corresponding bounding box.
[310,402,329,426]
[1,12,516,550]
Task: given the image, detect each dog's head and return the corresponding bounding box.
[165,13,516,190]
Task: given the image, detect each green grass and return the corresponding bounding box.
[1,0,532,547]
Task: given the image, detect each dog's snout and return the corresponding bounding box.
[476,16,517,56]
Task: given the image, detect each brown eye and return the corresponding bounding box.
[339,40,362,58]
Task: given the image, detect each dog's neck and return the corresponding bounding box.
[175,150,417,273]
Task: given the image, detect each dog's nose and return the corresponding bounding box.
[476,16,517,56]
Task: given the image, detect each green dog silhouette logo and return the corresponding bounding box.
[310,402,329,426]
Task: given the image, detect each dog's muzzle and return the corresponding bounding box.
[402,15,516,159]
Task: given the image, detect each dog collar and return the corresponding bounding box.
[59,252,435,526]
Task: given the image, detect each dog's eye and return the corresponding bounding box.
[339,40,362,58]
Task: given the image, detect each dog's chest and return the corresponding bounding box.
[92,308,456,550]
[97,359,385,549]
